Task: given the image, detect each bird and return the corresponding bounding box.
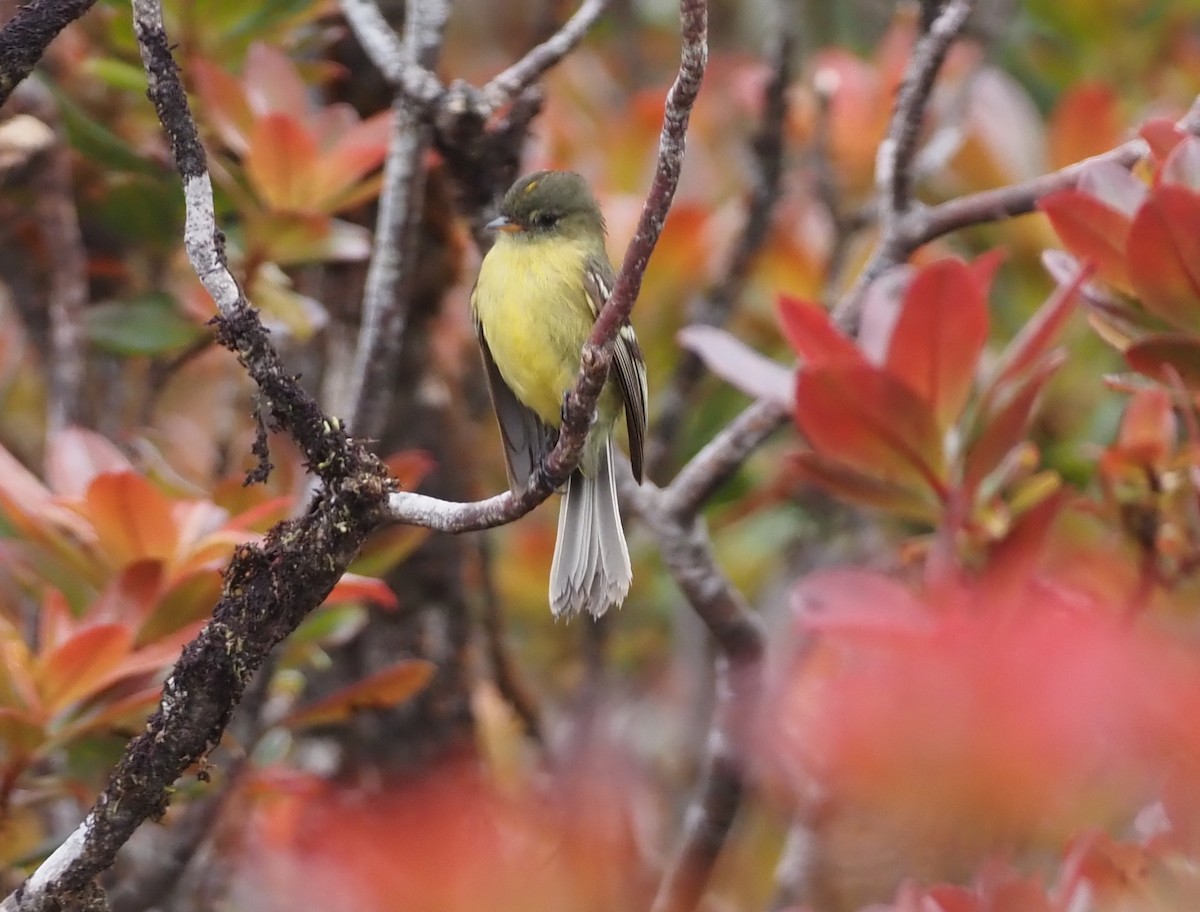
[470,170,647,618]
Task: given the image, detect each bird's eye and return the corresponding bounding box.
[531,210,558,228]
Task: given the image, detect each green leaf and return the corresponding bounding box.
[48,86,159,176]
[86,295,206,357]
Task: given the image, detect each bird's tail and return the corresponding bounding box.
[549,438,632,618]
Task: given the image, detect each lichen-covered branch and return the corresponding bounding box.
[0,0,98,108]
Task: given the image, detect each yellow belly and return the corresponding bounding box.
[473,235,603,427]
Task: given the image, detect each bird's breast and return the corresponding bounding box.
[473,236,600,427]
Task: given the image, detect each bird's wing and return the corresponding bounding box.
[471,295,555,492]
[585,260,648,483]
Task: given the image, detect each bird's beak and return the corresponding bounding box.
[486,215,523,233]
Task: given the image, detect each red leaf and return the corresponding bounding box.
[282,660,434,729]
[1140,118,1187,164]
[1128,185,1200,331]
[1039,188,1132,289]
[790,452,940,522]
[795,364,946,499]
[1125,334,1200,390]
[965,352,1065,492]
[965,248,1007,294]
[1116,387,1176,463]
[886,259,989,430]
[989,257,1087,392]
[678,325,793,405]
[775,295,863,367]
[1159,136,1200,191]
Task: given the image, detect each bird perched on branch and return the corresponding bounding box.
[471,170,647,618]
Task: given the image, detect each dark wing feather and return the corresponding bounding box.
[585,262,648,483]
[471,301,555,491]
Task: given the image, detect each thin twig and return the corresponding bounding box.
[480,0,609,114]
[0,0,99,108]
[622,477,764,912]
[832,0,974,330]
[664,399,789,520]
[646,24,792,481]
[341,0,449,437]
[339,0,443,105]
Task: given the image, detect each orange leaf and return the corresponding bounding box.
[242,43,310,119]
[886,258,988,430]
[1128,185,1200,331]
[192,57,255,154]
[795,364,946,499]
[79,472,179,566]
[35,624,133,714]
[384,450,435,490]
[775,295,864,367]
[1047,83,1122,171]
[244,114,319,212]
[325,573,398,610]
[1040,188,1132,290]
[310,113,392,212]
[282,660,434,729]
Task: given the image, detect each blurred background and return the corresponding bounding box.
[4,0,1200,910]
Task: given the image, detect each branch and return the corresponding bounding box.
[480,0,609,114]
[663,398,789,520]
[388,0,709,532]
[339,0,443,106]
[832,0,974,330]
[623,476,764,912]
[0,0,98,108]
[340,0,448,436]
[646,24,792,480]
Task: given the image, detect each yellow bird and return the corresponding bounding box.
[471,171,647,617]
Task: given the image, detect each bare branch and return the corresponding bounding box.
[623,476,765,912]
[878,0,974,217]
[663,399,788,520]
[339,0,444,106]
[480,0,609,114]
[646,24,792,480]
[341,0,449,436]
[831,0,975,330]
[0,0,98,108]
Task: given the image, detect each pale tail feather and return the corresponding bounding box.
[549,439,632,618]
